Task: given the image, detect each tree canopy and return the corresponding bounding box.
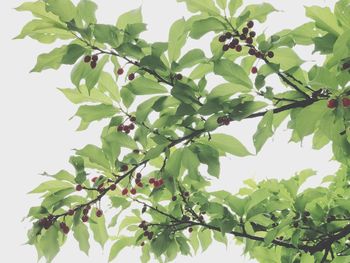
[17,0,350,262]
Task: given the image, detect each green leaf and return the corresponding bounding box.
[39,227,60,262]
[268,47,303,70]
[62,44,86,65]
[116,7,143,29]
[104,131,138,150]
[46,0,77,22]
[165,148,184,178]
[253,111,274,153]
[108,237,134,262]
[29,180,73,194]
[151,230,171,257]
[69,156,87,184]
[73,222,90,255]
[126,77,168,95]
[140,55,167,72]
[238,3,276,25]
[93,24,121,47]
[308,66,338,90]
[335,0,350,30]
[189,17,226,39]
[73,104,118,131]
[136,96,161,122]
[31,45,67,72]
[214,59,253,89]
[175,49,206,70]
[76,144,110,170]
[89,208,109,248]
[168,18,188,62]
[290,22,323,45]
[216,0,227,10]
[59,85,112,105]
[228,0,242,16]
[198,229,212,252]
[207,134,251,157]
[305,6,343,36]
[208,83,249,100]
[77,0,97,25]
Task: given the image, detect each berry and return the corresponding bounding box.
[117,125,124,132]
[245,37,253,44]
[229,41,236,49]
[133,149,140,154]
[149,178,155,184]
[136,173,142,179]
[218,35,226,42]
[117,68,124,75]
[242,27,249,35]
[327,99,337,109]
[188,227,193,233]
[251,67,258,74]
[62,226,70,234]
[121,164,128,172]
[172,196,177,201]
[90,61,97,69]
[222,44,229,52]
[83,208,89,215]
[91,177,98,183]
[124,127,130,134]
[122,188,128,195]
[176,73,183,80]
[76,185,83,191]
[128,73,135,81]
[249,31,256,38]
[67,209,75,216]
[96,209,103,217]
[135,178,141,184]
[158,179,164,186]
[225,32,232,39]
[235,45,242,52]
[231,38,239,45]
[140,241,145,246]
[248,48,256,56]
[223,119,230,126]
[60,222,67,229]
[217,116,224,124]
[137,182,144,188]
[92,55,98,61]
[239,34,246,40]
[82,215,89,223]
[343,98,350,107]
[129,123,135,130]
[84,55,91,63]
[148,232,154,240]
[130,116,136,122]
[255,52,263,58]
[343,63,350,70]
[110,184,116,191]
[154,180,160,188]
[184,191,190,197]
[267,51,274,58]
[247,21,254,28]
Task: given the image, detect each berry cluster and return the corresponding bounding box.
[217,115,232,126]
[83,54,99,69]
[38,215,55,230]
[327,97,350,109]
[117,116,136,134]
[138,221,154,241]
[148,177,164,188]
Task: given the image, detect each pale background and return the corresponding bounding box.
[0,0,339,262]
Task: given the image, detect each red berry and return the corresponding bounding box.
[247,21,254,28]
[158,179,164,186]
[67,209,75,216]
[136,173,142,179]
[235,45,242,52]
[251,67,258,74]
[176,74,183,80]
[82,215,89,223]
[242,27,249,35]
[130,188,137,195]
[117,125,124,132]
[128,73,135,81]
[239,34,246,40]
[90,61,97,69]
[225,32,232,39]
[122,188,128,195]
[188,227,193,233]
[62,226,70,234]
[137,182,143,188]
[124,127,130,134]
[229,41,236,49]
[249,31,256,38]
[135,178,141,184]
[129,123,135,130]
[154,180,160,188]
[76,185,83,191]
[91,177,98,183]
[121,164,128,172]
[343,98,350,107]
[110,184,116,191]
[60,222,66,229]
[83,208,89,215]
[231,38,239,45]
[96,209,103,217]
[248,48,256,56]
[223,119,230,126]
[84,55,91,63]
[149,178,155,184]
[117,68,124,75]
[92,55,98,61]
[327,99,337,109]
[245,37,253,44]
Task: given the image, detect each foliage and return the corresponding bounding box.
[17,0,350,262]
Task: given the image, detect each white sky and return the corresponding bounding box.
[0,0,339,262]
